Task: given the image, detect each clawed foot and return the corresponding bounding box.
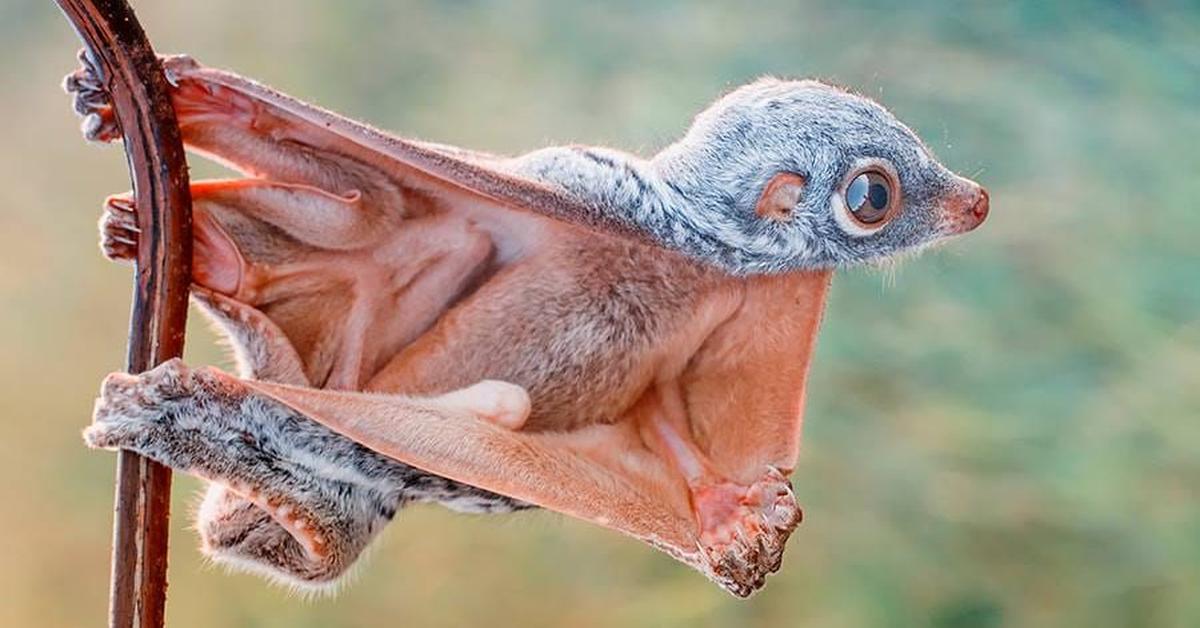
[86,360,529,562]
[64,52,250,143]
[84,358,218,452]
[99,194,139,262]
[87,359,333,560]
[63,49,120,143]
[693,466,803,597]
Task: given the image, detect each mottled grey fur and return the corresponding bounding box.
[508,78,959,274]
[87,358,525,589]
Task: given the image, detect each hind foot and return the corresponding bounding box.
[693,466,803,597]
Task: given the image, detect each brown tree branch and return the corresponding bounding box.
[53,1,193,626]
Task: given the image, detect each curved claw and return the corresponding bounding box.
[63,49,121,143]
[694,466,803,597]
[99,194,140,262]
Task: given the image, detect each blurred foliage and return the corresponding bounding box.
[1,0,1198,626]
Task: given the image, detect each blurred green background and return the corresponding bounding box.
[2,1,1197,626]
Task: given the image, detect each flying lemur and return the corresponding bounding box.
[67,53,988,597]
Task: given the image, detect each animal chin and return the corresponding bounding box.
[864,240,936,271]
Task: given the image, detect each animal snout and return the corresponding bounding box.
[941,180,989,235]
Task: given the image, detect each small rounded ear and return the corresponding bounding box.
[755,173,806,222]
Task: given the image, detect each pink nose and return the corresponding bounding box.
[943,180,989,234]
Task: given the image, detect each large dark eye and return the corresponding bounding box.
[845,169,894,225]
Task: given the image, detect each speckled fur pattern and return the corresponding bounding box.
[85,359,526,589]
[505,78,966,274]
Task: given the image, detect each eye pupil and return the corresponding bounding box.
[868,182,888,210]
[845,169,894,225]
